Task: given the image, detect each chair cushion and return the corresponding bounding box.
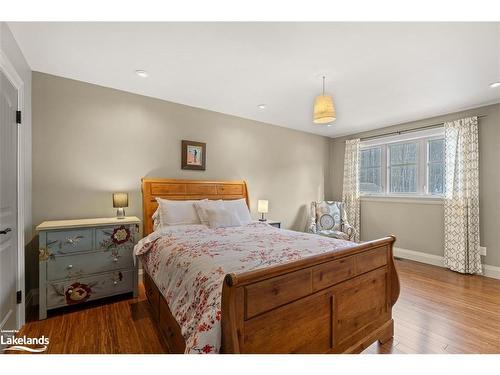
[315,201,343,232]
[317,229,350,241]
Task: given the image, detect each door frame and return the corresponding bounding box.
[0,50,26,329]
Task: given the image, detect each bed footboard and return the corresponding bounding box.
[221,236,399,353]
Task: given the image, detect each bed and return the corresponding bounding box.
[138,178,400,354]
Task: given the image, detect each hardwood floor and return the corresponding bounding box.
[15,259,500,354]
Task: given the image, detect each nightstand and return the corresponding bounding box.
[36,216,141,320]
[267,220,281,229]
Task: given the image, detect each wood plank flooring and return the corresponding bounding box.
[14,259,500,354]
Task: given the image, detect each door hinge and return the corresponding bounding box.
[16,290,22,304]
[16,110,21,124]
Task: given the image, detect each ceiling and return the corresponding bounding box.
[8,22,500,137]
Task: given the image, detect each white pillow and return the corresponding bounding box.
[223,198,252,224]
[205,208,241,229]
[156,198,206,226]
[193,200,224,225]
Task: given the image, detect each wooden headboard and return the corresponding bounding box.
[141,178,250,236]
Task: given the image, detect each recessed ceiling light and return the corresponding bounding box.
[489,82,500,88]
[257,104,266,109]
[135,70,149,78]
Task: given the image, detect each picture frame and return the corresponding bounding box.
[181,140,206,170]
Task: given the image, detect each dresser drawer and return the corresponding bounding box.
[96,225,136,251]
[46,228,93,255]
[46,270,134,308]
[47,248,134,281]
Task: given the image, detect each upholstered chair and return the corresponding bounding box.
[308,201,357,241]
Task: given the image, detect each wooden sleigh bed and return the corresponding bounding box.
[140,178,400,354]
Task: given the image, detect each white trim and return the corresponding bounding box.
[361,196,443,205]
[0,50,26,329]
[394,247,500,280]
[361,127,444,148]
[483,264,500,280]
[394,247,444,267]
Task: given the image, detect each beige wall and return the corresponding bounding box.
[32,72,330,236]
[328,103,500,267]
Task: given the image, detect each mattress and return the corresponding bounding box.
[134,221,356,354]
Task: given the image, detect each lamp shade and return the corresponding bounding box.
[113,193,129,208]
[257,200,269,214]
[313,95,336,124]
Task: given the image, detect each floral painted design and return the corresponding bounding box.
[135,222,356,354]
[111,226,131,245]
[39,248,53,261]
[65,282,92,305]
[100,225,136,255]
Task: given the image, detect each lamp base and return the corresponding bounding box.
[116,208,125,219]
[259,213,267,222]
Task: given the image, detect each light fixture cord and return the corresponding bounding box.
[322,76,325,95]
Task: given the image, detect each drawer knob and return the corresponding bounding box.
[113,257,119,262]
[67,264,73,269]
[113,281,118,285]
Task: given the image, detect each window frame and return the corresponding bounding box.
[359,128,444,198]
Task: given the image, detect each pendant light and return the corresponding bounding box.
[313,76,336,124]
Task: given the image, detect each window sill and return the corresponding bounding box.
[360,195,443,205]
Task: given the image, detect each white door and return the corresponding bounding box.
[0,69,19,336]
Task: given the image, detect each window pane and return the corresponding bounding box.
[428,163,444,194]
[428,139,444,163]
[360,148,381,168]
[360,167,382,193]
[390,165,417,193]
[360,147,382,193]
[389,143,418,165]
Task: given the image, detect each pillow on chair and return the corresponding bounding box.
[314,201,343,232]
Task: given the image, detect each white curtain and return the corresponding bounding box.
[342,139,361,242]
[443,116,481,274]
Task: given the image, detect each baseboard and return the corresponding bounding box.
[394,247,500,280]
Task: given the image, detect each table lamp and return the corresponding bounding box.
[258,200,268,222]
[113,192,128,219]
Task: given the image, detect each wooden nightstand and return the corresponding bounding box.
[36,216,141,320]
[266,220,281,228]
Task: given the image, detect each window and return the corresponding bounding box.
[427,139,444,195]
[360,147,382,193]
[388,142,418,193]
[359,128,444,197]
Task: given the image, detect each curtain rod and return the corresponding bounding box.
[359,115,487,142]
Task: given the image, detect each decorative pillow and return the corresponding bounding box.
[155,198,207,226]
[315,201,343,232]
[193,200,224,225]
[205,208,242,229]
[152,208,160,231]
[223,198,252,224]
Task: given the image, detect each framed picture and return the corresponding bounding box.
[181,140,206,170]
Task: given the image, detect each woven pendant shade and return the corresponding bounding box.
[313,94,336,124]
[313,76,336,124]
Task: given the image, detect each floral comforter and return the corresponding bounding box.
[134,222,356,354]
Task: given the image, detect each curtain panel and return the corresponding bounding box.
[342,138,361,242]
[443,116,481,274]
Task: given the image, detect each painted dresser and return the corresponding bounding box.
[36,217,141,320]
